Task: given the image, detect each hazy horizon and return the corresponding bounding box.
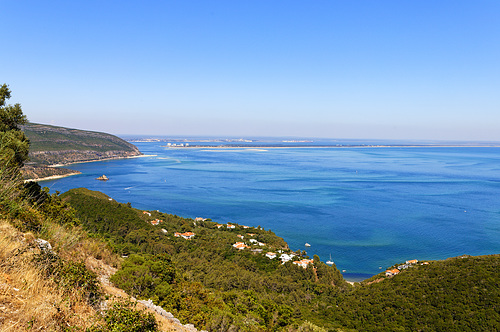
[4,1,500,141]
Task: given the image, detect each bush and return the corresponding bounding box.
[89,300,158,332]
[60,261,102,305]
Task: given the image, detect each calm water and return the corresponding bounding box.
[42,142,500,280]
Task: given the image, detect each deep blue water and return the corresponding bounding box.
[42,143,500,280]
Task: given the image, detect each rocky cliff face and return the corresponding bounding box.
[21,123,142,179]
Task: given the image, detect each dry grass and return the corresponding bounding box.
[0,220,183,332]
[38,220,120,269]
[0,220,100,331]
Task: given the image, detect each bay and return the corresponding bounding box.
[41,142,500,280]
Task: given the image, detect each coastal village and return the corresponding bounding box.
[140,210,427,277]
[140,211,317,269]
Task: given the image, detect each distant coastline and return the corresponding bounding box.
[48,153,156,168]
[25,172,82,183]
[24,154,156,182]
[162,144,500,149]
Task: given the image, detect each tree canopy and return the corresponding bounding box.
[0,84,29,169]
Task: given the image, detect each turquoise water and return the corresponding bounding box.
[42,143,500,280]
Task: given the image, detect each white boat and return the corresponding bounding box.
[326,254,334,265]
[305,243,311,247]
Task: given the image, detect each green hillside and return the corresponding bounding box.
[20,122,142,180]
[61,187,500,331]
[61,187,349,331]
[23,122,141,165]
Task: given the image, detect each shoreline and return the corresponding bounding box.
[49,153,156,168]
[24,172,82,183]
[25,154,157,182]
[162,145,500,149]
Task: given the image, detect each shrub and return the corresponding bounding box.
[88,300,158,332]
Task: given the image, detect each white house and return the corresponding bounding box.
[266,252,277,259]
[293,259,313,269]
[233,242,249,250]
[280,253,295,264]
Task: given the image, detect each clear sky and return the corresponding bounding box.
[2,1,500,140]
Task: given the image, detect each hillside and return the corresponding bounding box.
[21,122,142,180]
[60,187,500,332]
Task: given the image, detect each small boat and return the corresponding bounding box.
[326,254,334,265]
[305,243,311,247]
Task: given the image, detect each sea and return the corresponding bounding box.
[41,138,500,281]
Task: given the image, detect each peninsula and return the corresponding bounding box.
[21,122,142,181]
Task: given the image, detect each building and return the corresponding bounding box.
[233,242,249,250]
[280,253,295,264]
[293,259,314,269]
[385,268,400,277]
[150,219,163,226]
[174,232,195,240]
[266,252,277,259]
[227,224,236,229]
[406,259,418,265]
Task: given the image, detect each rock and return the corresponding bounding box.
[35,238,52,251]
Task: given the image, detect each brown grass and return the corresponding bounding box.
[0,220,100,331]
[0,220,183,332]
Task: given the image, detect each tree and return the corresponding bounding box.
[0,84,29,169]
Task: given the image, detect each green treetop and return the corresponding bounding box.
[0,84,29,169]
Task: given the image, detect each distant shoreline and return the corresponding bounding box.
[24,154,156,182]
[49,153,156,168]
[24,172,82,183]
[162,144,500,149]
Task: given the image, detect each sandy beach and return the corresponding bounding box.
[24,172,82,183]
[49,154,157,167]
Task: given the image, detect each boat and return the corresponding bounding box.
[305,243,311,247]
[326,254,334,265]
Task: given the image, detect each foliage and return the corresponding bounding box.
[63,187,500,331]
[0,83,29,169]
[324,256,500,331]
[0,84,30,221]
[32,248,102,306]
[62,188,351,331]
[88,300,158,332]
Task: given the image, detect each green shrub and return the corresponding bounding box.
[60,261,102,305]
[88,300,158,332]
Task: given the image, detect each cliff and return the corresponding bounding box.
[21,122,142,180]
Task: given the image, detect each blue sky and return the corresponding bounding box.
[2,1,500,140]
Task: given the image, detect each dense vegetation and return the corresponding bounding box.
[62,187,349,330]
[331,255,500,331]
[62,187,500,331]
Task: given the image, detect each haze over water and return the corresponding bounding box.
[43,140,500,281]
